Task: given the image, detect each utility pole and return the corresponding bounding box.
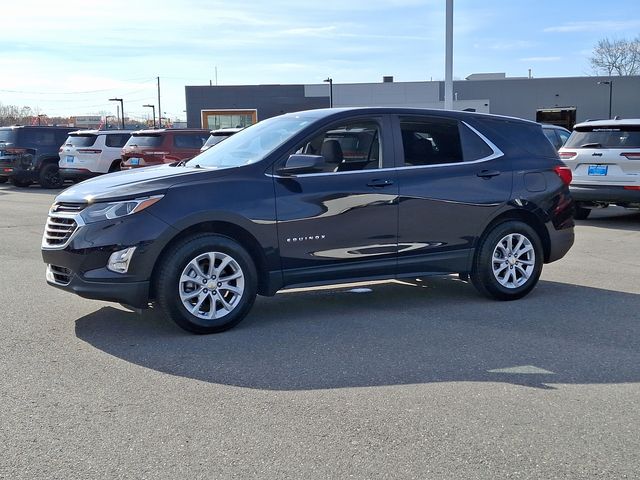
[157,76,162,128]
[444,0,454,110]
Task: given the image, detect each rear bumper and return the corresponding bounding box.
[59,168,101,181]
[545,222,574,263]
[570,184,640,204]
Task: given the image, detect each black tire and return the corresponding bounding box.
[574,205,591,220]
[0,177,7,184]
[11,177,32,188]
[156,234,257,334]
[38,163,63,189]
[108,160,122,173]
[470,221,543,301]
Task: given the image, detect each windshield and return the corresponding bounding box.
[187,114,320,168]
[125,135,162,148]
[565,126,640,148]
[66,134,97,147]
[0,130,17,144]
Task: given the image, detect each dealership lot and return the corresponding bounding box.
[1,184,639,479]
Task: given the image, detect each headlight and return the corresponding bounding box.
[79,195,163,224]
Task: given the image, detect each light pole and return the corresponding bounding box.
[108,98,125,129]
[143,104,156,128]
[323,77,333,108]
[37,114,46,126]
[597,80,613,119]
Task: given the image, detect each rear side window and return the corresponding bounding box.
[565,126,640,148]
[105,134,130,148]
[20,130,56,146]
[400,118,465,166]
[66,135,97,147]
[174,134,207,149]
[495,121,557,157]
[0,130,17,143]
[126,135,162,147]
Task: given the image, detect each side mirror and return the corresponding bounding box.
[277,154,324,175]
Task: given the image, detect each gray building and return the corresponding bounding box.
[185,75,640,129]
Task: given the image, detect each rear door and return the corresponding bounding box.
[392,115,513,275]
[274,115,399,286]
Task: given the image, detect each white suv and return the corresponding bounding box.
[59,130,133,181]
[559,119,640,219]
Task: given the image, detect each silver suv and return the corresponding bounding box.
[559,119,640,219]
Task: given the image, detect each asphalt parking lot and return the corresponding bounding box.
[1,183,639,479]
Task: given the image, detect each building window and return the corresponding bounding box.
[201,109,257,130]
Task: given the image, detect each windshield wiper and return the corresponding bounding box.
[580,142,602,148]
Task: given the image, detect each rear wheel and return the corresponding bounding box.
[38,163,63,188]
[11,177,32,188]
[574,205,591,220]
[156,234,257,334]
[470,221,543,301]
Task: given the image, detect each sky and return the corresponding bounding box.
[1,0,639,122]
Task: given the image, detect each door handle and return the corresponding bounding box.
[477,169,501,178]
[367,179,394,188]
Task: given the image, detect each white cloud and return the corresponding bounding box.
[520,56,562,62]
[544,20,640,33]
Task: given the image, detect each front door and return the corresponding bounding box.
[273,115,398,286]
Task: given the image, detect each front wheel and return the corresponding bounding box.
[470,221,543,301]
[156,234,257,334]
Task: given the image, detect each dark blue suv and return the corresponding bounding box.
[41,108,575,333]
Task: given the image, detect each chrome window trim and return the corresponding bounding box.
[267,120,504,179]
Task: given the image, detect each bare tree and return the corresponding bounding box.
[590,37,640,76]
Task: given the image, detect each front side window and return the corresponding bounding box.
[291,120,382,173]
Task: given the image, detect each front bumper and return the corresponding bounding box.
[570,184,640,205]
[46,264,150,308]
[41,209,177,307]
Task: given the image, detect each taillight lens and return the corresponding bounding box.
[553,165,572,185]
[620,152,640,160]
[623,186,640,190]
[559,151,577,160]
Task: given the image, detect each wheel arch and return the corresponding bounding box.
[150,220,272,298]
[478,208,551,263]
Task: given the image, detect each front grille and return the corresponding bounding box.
[52,202,85,214]
[44,216,78,247]
[48,265,72,285]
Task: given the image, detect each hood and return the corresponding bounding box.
[55,164,232,203]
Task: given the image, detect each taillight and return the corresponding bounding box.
[77,149,102,154]
[623,186,640,190]
[559,151,577,160]
[5,148,27,154]
[620,152,640,160]
[553,165,572,185]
